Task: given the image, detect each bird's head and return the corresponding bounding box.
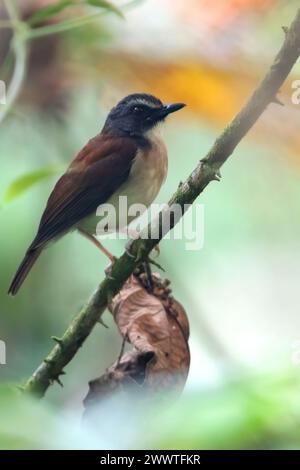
[103,93,185,138]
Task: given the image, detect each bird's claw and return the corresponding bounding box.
[148,256,165,272]
[105,257,117,281]
[125,246,136,259]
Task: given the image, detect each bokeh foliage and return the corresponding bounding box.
[1,0,300,450]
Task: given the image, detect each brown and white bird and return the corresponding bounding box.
[8,93,185,295]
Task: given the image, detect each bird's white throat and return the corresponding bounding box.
[144,122,164,143]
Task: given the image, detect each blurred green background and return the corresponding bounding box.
[1,0,300,449]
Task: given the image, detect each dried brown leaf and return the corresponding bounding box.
[84,270,190,413]
[109,273,190,392]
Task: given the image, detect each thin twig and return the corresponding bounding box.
[26,0,142,39]
[28,11,118,39]
[3,0,18,23]
[0,0,28,124]
[23,8,300,397]
[0,20,13,28]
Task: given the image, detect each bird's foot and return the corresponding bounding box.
[105,256,117,280]
[125,245,136,259]
[153,244,160,258]
[147,255,165,272]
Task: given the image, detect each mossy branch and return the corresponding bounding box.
[23,9,300,397]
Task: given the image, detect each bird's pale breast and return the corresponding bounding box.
[79,132,168,235]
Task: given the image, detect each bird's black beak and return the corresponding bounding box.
[156,102,186,119]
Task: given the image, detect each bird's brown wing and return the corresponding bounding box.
[30,134,138,250]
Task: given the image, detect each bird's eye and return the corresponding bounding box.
[133,106,142,113]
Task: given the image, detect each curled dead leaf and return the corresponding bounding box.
[110,272,190,392]
[84,266,190,412]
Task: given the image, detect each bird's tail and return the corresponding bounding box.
[8,248,41,296]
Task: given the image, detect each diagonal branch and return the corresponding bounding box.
[23,9,300,397]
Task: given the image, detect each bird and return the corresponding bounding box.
[8,93,185,296]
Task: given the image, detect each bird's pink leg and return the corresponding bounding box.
[78,228,116,263]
